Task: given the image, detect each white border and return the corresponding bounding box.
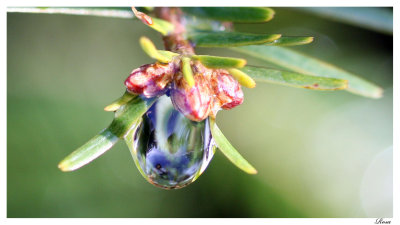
[392,3,398,225]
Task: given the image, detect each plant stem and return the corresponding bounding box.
[156,7,195,55]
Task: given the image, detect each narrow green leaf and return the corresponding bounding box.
[189,31,281,47]
[209,118,257,174]
[149,17,174,36]
[294,7,393,35]
[182,7,275,23]
[192,55,246,68]
[7,7,134,18]
[58,128,119,172]
[232,46,383,98]
[241,66,348,90]
[58,96,155,172]
[131,7,175,35]
[264,36,314,46]
[108,96,155,138]
[140,36,172,63]
[104,91,136,112]
[157,50,179,59]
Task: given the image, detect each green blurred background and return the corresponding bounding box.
[7,7,393,218]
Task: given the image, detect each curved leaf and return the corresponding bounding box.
[227,68,256,88]
[265,36,314,46]
[232,46,383,98]
[108,96,155,138]
[140,36,172,63]
[58,96,155,172]
[209,118,257,174]
[182,7,275,23]
[104,91,136,112]
[242,66,348,90]
[58,129,119,172]
[149,17,174,36]
[131,7,174,36]
[192,55,246,68]
[189,31,281,47]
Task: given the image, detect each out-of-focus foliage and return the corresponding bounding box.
[294,7,393,34]
[7,7,392,217]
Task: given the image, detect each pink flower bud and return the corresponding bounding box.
[125,63,174,98]
[171,73,212,122]
[212,70,244,111]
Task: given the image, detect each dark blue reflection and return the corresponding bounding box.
[133,96,215,189]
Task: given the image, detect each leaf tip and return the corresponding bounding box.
[104,104,119,112]
[302,36,314,45]
[246,167,258,174]
[229,68,256,88]
[237,59,247,68]
[132,7,153,25]
[371,87,384,99]
[263,7,275,22]
[139,36,171,63]
[103,91,136,112]
[272,34,282,40]
[264,34,283,44]
[342,79,349,89]
[58,160,72,172]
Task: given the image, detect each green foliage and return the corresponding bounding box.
[148,17,174,35]
[7,6,384,183]
[242,66,348,90]
[233,46,383,98]
[189,31,281,47]
[263,36,314,46]
[227,68,256,89]
[58,95,155,171]
[191,55,246,68]
[295,7,393,34]
[182,7,275,22]
[140,36,173,63]
[7,6,392,217]
[107,96,155,138]
[157,50,179,59]
[58,129,119,172]
[104,91,136,112]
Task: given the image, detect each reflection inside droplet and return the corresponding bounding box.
[130,95,215,189]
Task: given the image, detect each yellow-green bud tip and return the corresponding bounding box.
[182,57,195,88]
[139,36,171,63]
[228,68,256,88]
[58,161,71,172]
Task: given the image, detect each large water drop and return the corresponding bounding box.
[128,96,216,189]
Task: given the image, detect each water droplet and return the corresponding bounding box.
[129,96,215,189]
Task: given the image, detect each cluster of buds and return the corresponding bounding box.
[124,37,256,122]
